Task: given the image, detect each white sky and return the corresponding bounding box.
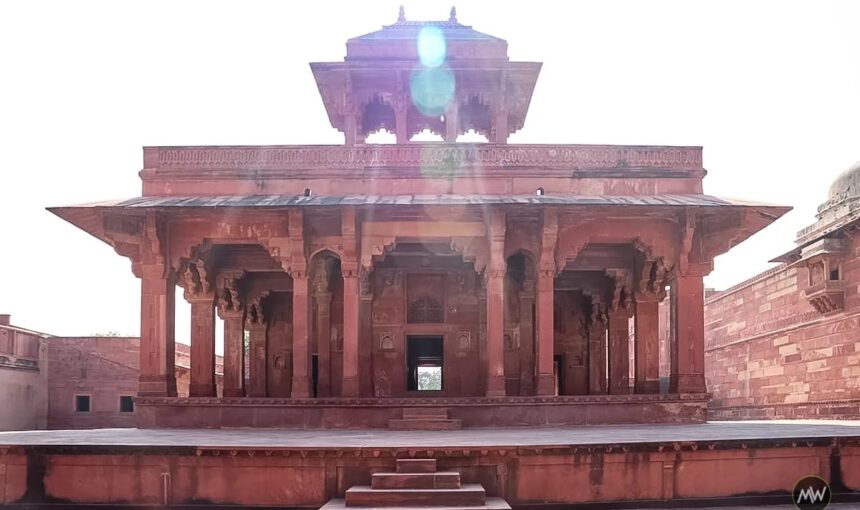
[1,0,858,353]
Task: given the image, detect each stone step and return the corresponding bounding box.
[395,458,437,473]
[321,496,511,510]
[372,471,461,489]
[388,418,462,431]
[345,484,486,507]
[402,407,449,419]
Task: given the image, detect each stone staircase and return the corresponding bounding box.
[387,407,462,430]
[321,458,510,510]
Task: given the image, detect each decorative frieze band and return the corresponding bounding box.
[146,144,702,172]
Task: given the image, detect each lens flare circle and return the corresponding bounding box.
[410,67,455,117]
[417,26,446,68]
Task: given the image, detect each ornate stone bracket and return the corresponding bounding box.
[636,258,670,302]
[606,269,633,314]
[216,271,246,319]
[178,254,213,301]
[105,212,168,279]
[245,291,270,327]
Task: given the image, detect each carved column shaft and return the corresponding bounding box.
[188,296,216,397]
[341,206,360,398]
[247,323,268,397]
[345,113,357,146]
[535,272,555,396]
[518,289,535,396]
[395,109,408,144]
[138,269,178,397]
[607,312,630,395]
[342,275,360,397]
[314,291,332,398]
[222,312,245,398]
[670,272,707,394]
[588,307,607,395]
[291,273,312,398]
[634,299,660,394]
[445,100,459,142]
[358,270,374,397]
[485,209,507,397]
[486,271,506,396]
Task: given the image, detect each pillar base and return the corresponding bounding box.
[634,380,660,394]
[670,374,707,394]
[341,376,359,398]
[486,375,506,397]
[291,377,312,399]
[223,388,245,398]
[188,383,216,398]
[138,375,177,397]
[609,379,631,395]
[535,373,556,396]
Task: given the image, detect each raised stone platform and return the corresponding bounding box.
[0,421,858,508]
[134,394,708,428]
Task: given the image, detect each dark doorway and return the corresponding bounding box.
[553,354,564,396]
[407,335,444,392]
[311,354,319,398]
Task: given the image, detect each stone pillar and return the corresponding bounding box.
[358,270,374,396]
[485,209,507,397]
[341,206,360,398]
[217,272,245,398]
[492,80,508,144]
[634,298,660,393]
[445,100,459,142]
[492,111,508,144]
[395,108,408,144]
[221,312,245,397]
[247,318,268,397]
[607,311,630,395]
[188,296,216,397]
[670,270,707,394]
[138,268,178,397]
[588,304,608,395]
[314,289,332,398]
[341,272,360,397]
[535,270,555,396]
[486,269,506,397]
[291,271,312,398]
[518,285,536,395]
[344,113,357,146]
[535,210,558,396]
[477,277,488,396]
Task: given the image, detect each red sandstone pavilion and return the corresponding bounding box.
[7,8,856,510]
[50,7,786,429]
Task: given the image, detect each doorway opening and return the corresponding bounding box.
[311,354,319,398]
[553,354,564,396]
[407,335,444,392]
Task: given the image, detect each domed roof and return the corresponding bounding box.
[827,160,860,204]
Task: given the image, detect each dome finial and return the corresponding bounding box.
[397,5,406,23]
[449,6,458,23]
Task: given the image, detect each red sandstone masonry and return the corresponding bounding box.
[702,237,860,419]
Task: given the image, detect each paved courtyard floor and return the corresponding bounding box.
[0,420,857,448]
